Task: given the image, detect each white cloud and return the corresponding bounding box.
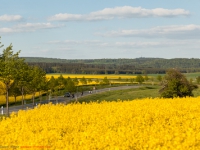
[48,39,181,48]
[0,14,23,22]
[47,39,200,51]
[0,28,14,33]
[49,14,83,21]
[99,24,200,39]
[114,41,161,48]
[16,23,61,31]
[113,40,200,50]
[48,40,102,45]
[44,38,200,59]
[48,6,190,21]
[0,23,63,34]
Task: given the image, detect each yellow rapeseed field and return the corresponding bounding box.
[46,74,136,79]
[1,97,200,149]
[0,92,41,105]
[46,74,138,85]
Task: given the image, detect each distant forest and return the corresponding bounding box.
[23,57,200,74]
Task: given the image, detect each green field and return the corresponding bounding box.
[148,72,200,80]
[73,84,200,104]
[183,72,200,79]
[74,86,160,103]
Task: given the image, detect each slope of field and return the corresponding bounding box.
[1,97,200,149]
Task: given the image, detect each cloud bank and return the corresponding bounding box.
[0,23,63,34]
[0,14,23,22]
[99,24,200,39]
[48,39,200,50]
[48,6,190,21]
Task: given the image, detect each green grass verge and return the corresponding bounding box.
[74,86,160,103]
[75,84,200,104]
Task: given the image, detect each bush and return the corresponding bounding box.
[159,69,198,98]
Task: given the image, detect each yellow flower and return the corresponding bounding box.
[0,97,200,149]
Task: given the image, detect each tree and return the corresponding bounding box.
[135,75,144,84]
[190,78,193,84]
[37,75,48,103]
[144,75,149,81]
[47,76,57,99]
[57,74,66,93]
[80,77,87,85]
[87,78,92,84]
[196,76,200,84]
[95,78,99,85]
[73,77,79,86]
[0,41,23,116]
[102,77,110,85]
[157,75,162,82]
[65,77,76,93]
[27,66,46,107]
[9,81,21,104]
[15,62,32,108]
[159,69,198,98]
[130,78,134,83]
[115,70,119,74]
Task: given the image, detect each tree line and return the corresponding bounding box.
[24,57,200,74]
[0,39,47,116]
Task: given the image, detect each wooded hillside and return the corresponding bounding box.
[23,57,200,74]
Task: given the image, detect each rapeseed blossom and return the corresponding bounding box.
[0,97,200,149]
[0,92,41,105]
[46,74,136,79]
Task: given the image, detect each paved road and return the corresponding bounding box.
[1,85,140,115]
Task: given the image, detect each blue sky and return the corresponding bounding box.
[1,0,200,59]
